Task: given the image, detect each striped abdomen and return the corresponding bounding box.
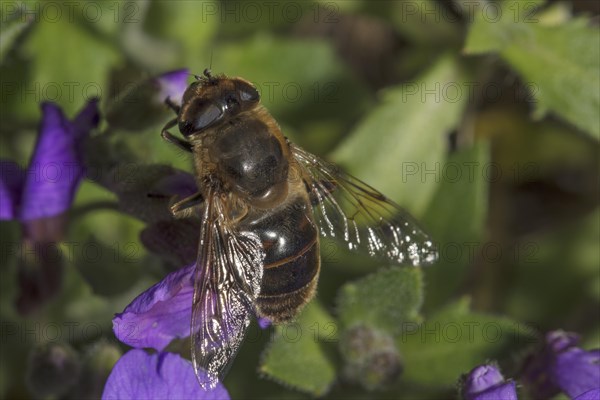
[241,193,320,323]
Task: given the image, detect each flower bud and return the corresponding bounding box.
[461,364,517,400]
[521,330,600,399]
[26,342,81,398]
[105,69,188,132]
[361,350,403,390]
[69,341,122,399]
[110,164,195,224]
[340,324,377,364]
[141,218,200,268]
[340,324,403,391]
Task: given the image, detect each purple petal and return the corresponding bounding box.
[140,219,200,267]
[153,171,198,198]
[547,330,580,353]
[257,317,271,330]
[0,160,25,219]
[20,101,99,220]
[72,97,101,144]
[522,330,600,399]
[467,382,517,400]
[464,365,518,400]
[113,265,195,351]
[155,69,189,105]
[102,350,229,400]
[575,389,600,400]
[553,348,600,398]
[465,365,505,394]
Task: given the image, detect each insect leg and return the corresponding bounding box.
[165,96,181,113]
[161,118,193,153]
[170,192,204,218]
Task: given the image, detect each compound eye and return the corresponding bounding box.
[235,81,260,103]
[195,103,223,130]
[179,101,223,136]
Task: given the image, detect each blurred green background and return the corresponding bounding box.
[0,0,598,399]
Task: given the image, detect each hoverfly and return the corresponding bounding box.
[161,70,437,389]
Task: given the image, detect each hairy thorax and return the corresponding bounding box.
[190,108,292,210]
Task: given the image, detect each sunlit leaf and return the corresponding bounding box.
[336,268,423,335]
[260,301,337,396]
[332,54,470,217]
[465,0,600,139]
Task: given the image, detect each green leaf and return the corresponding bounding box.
[336,268,423,335]
[582,325,600,351]
[389,0,462,45]
[476,106,598,172]
[144,0,217,72]
[0,10,33,64]
[211,1,316,38]
[68,197,145,296]
[464,1,600,139]
[260,301,337,396]
[463,0,545,53]
[421,142,489,311]
[331,54,471,217]
[215,35,364,112]
[400,298,537,387]
[23,10,120,116]
[214,34,371,149]
[505,209,600,326]
[72,237,142,297]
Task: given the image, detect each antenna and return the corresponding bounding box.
[191,47,216,82]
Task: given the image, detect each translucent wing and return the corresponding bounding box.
[191,188,264,389]
[291,144,437,266]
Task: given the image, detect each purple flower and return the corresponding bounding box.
[1,100,99,224]
[155,69,190,106]
[522,330,600,399]
[113,264,195,351]
[0,100,99,313]
[112,170,199,350]
[152,171,198,200]
[0,160,25,220]
[102,350,229,400]
[575,389,600,400]
[112,258,266,351]
[111,266,236,394]
[462,364,518,400]
[257,317,272,330]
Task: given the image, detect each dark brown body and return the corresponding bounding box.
[180,77,320,323]
[242,189,320,323]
